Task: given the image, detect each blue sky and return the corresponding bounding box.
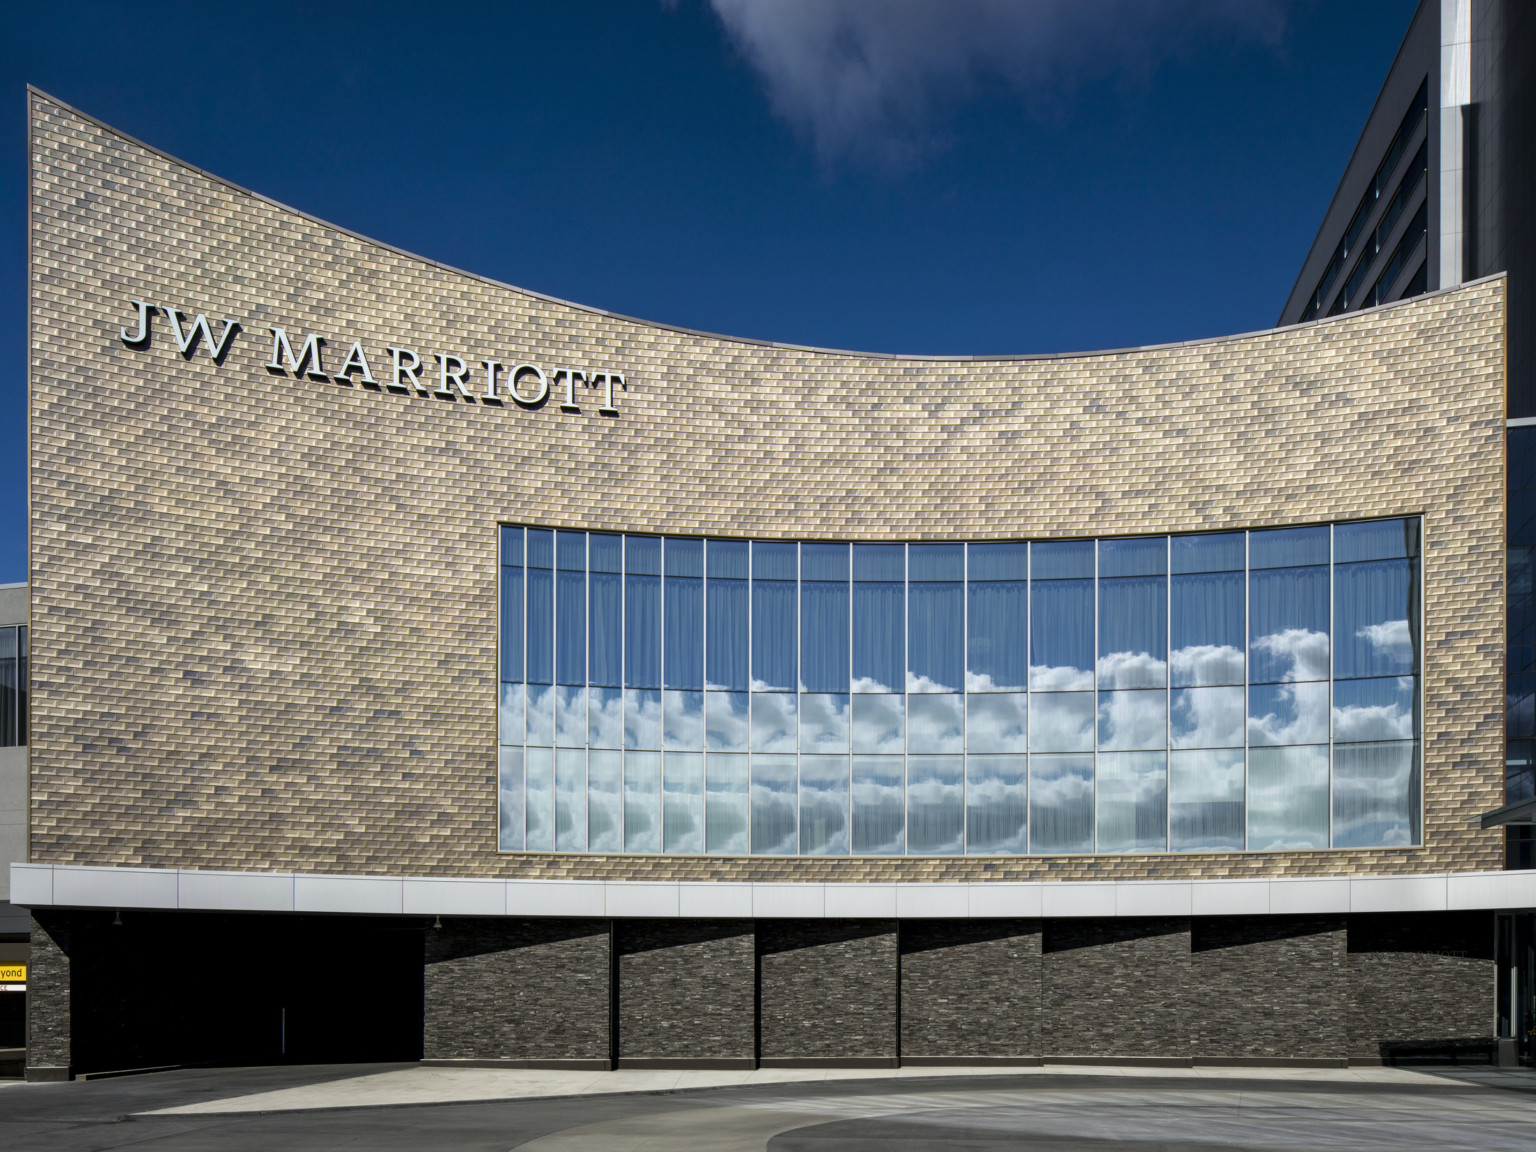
[1,0,1418,584]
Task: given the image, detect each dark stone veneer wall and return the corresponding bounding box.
[408,912,1496,1071]
[25,910,1496,1077]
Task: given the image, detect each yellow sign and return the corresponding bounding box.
[0,964,25,982]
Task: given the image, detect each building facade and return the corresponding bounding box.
[11,79,1535,1078]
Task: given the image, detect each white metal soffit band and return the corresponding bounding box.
[9,863,1536,919]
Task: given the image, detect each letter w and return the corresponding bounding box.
[266,327,328,379]
[161,306,239,360]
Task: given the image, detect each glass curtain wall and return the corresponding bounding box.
[498,520,1421,855]
[0,625,24,748]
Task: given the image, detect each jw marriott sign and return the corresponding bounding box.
[119,298,627,414]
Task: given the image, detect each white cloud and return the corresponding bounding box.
[694,0,1291,167]
[1358,618,1413,666]
[1251,628,1330,683]
[1170,644,1245,688]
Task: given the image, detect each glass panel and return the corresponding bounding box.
[555,748,587,852]
[751,692,798,752]
[589,571,622,687]
[589,686,623,748]
[1029,753,1094,854]
[500,524,524,567]
[625,570,661,689]
[752,579,797,691]
[852,581,903,692]
[556,529,586,571]
[1099,536,1165,578]
[624,688,662,749]
[626,534,660,575]
[752,540,797,580]
[555,685,586,746]
[1334,518,1419,564]
[965,754,1028,854]
[1169,748,1244,852]
[1247,745,1329,850]
[800,693,850,752]
[801,542,848,581]
[751,754,798,854]
[908,543,963,581]
[800,755,850,855]
[527,527,553,569]
[666,536,703,577]
[853,543,904,582]
[527,567,553,685]
[967,580,1028,691]
[556,568,583,685]
[852,755,905,854]
[851,693,905,754]
[1332,741,1420,847]
[1096,751,1166,853]
[588,749,622,852]
[1249,525,1328,568]
[1031,540,1093,579]
[968,541,1028,581]
[1333,676,1418,742]
[1334,559,1417,679]
[498,747,525,851]
[708,538,748,579]
[526,684,555,747]
[589,532,621,573]
[1248,681,1329,746]
[1029,692,1095,753]
[663,752,705,854]
[500,566,524,683]
[1249,566,1329,683]
[1170,532,1243,574]
[705,753,751,854]
[1170,686,1244,749]
[907,755,964,855]
[1098,575,1166,688]
[665,573,704,690]
[1170,571,1244,687]
[706,577,749,691]
[908,692,963,753]
[705,691,751,752]
[801,580,850,692]
[1097,689,1167,751]
[908,581,963,691]
[663,689,705,749]
[525,747,554,851]
[1030,580,1093,689]
[966,692,1028,753]
[498,682,525,747]
[624,750,662,853]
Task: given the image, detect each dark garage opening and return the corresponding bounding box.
[60,910,423,1075]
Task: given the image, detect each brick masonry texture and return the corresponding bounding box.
[1042,918,1193,1058]
[27,92,1508,884]
[615,920,754,1061]
[758,921,898,1061]
[422,918,610,1062]
[899,920,1041,1058]
[1347,912,1496,1059]
[1189,916,1349,1060]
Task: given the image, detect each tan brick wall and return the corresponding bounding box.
[26,91,1508,883]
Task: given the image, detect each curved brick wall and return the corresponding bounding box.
[26,90,1507,883]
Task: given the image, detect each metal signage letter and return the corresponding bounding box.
[162,306,238,361]
[120,299,153,345]
[267,327,327,379]
[335,340,377,384]
[508,363,549,406]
